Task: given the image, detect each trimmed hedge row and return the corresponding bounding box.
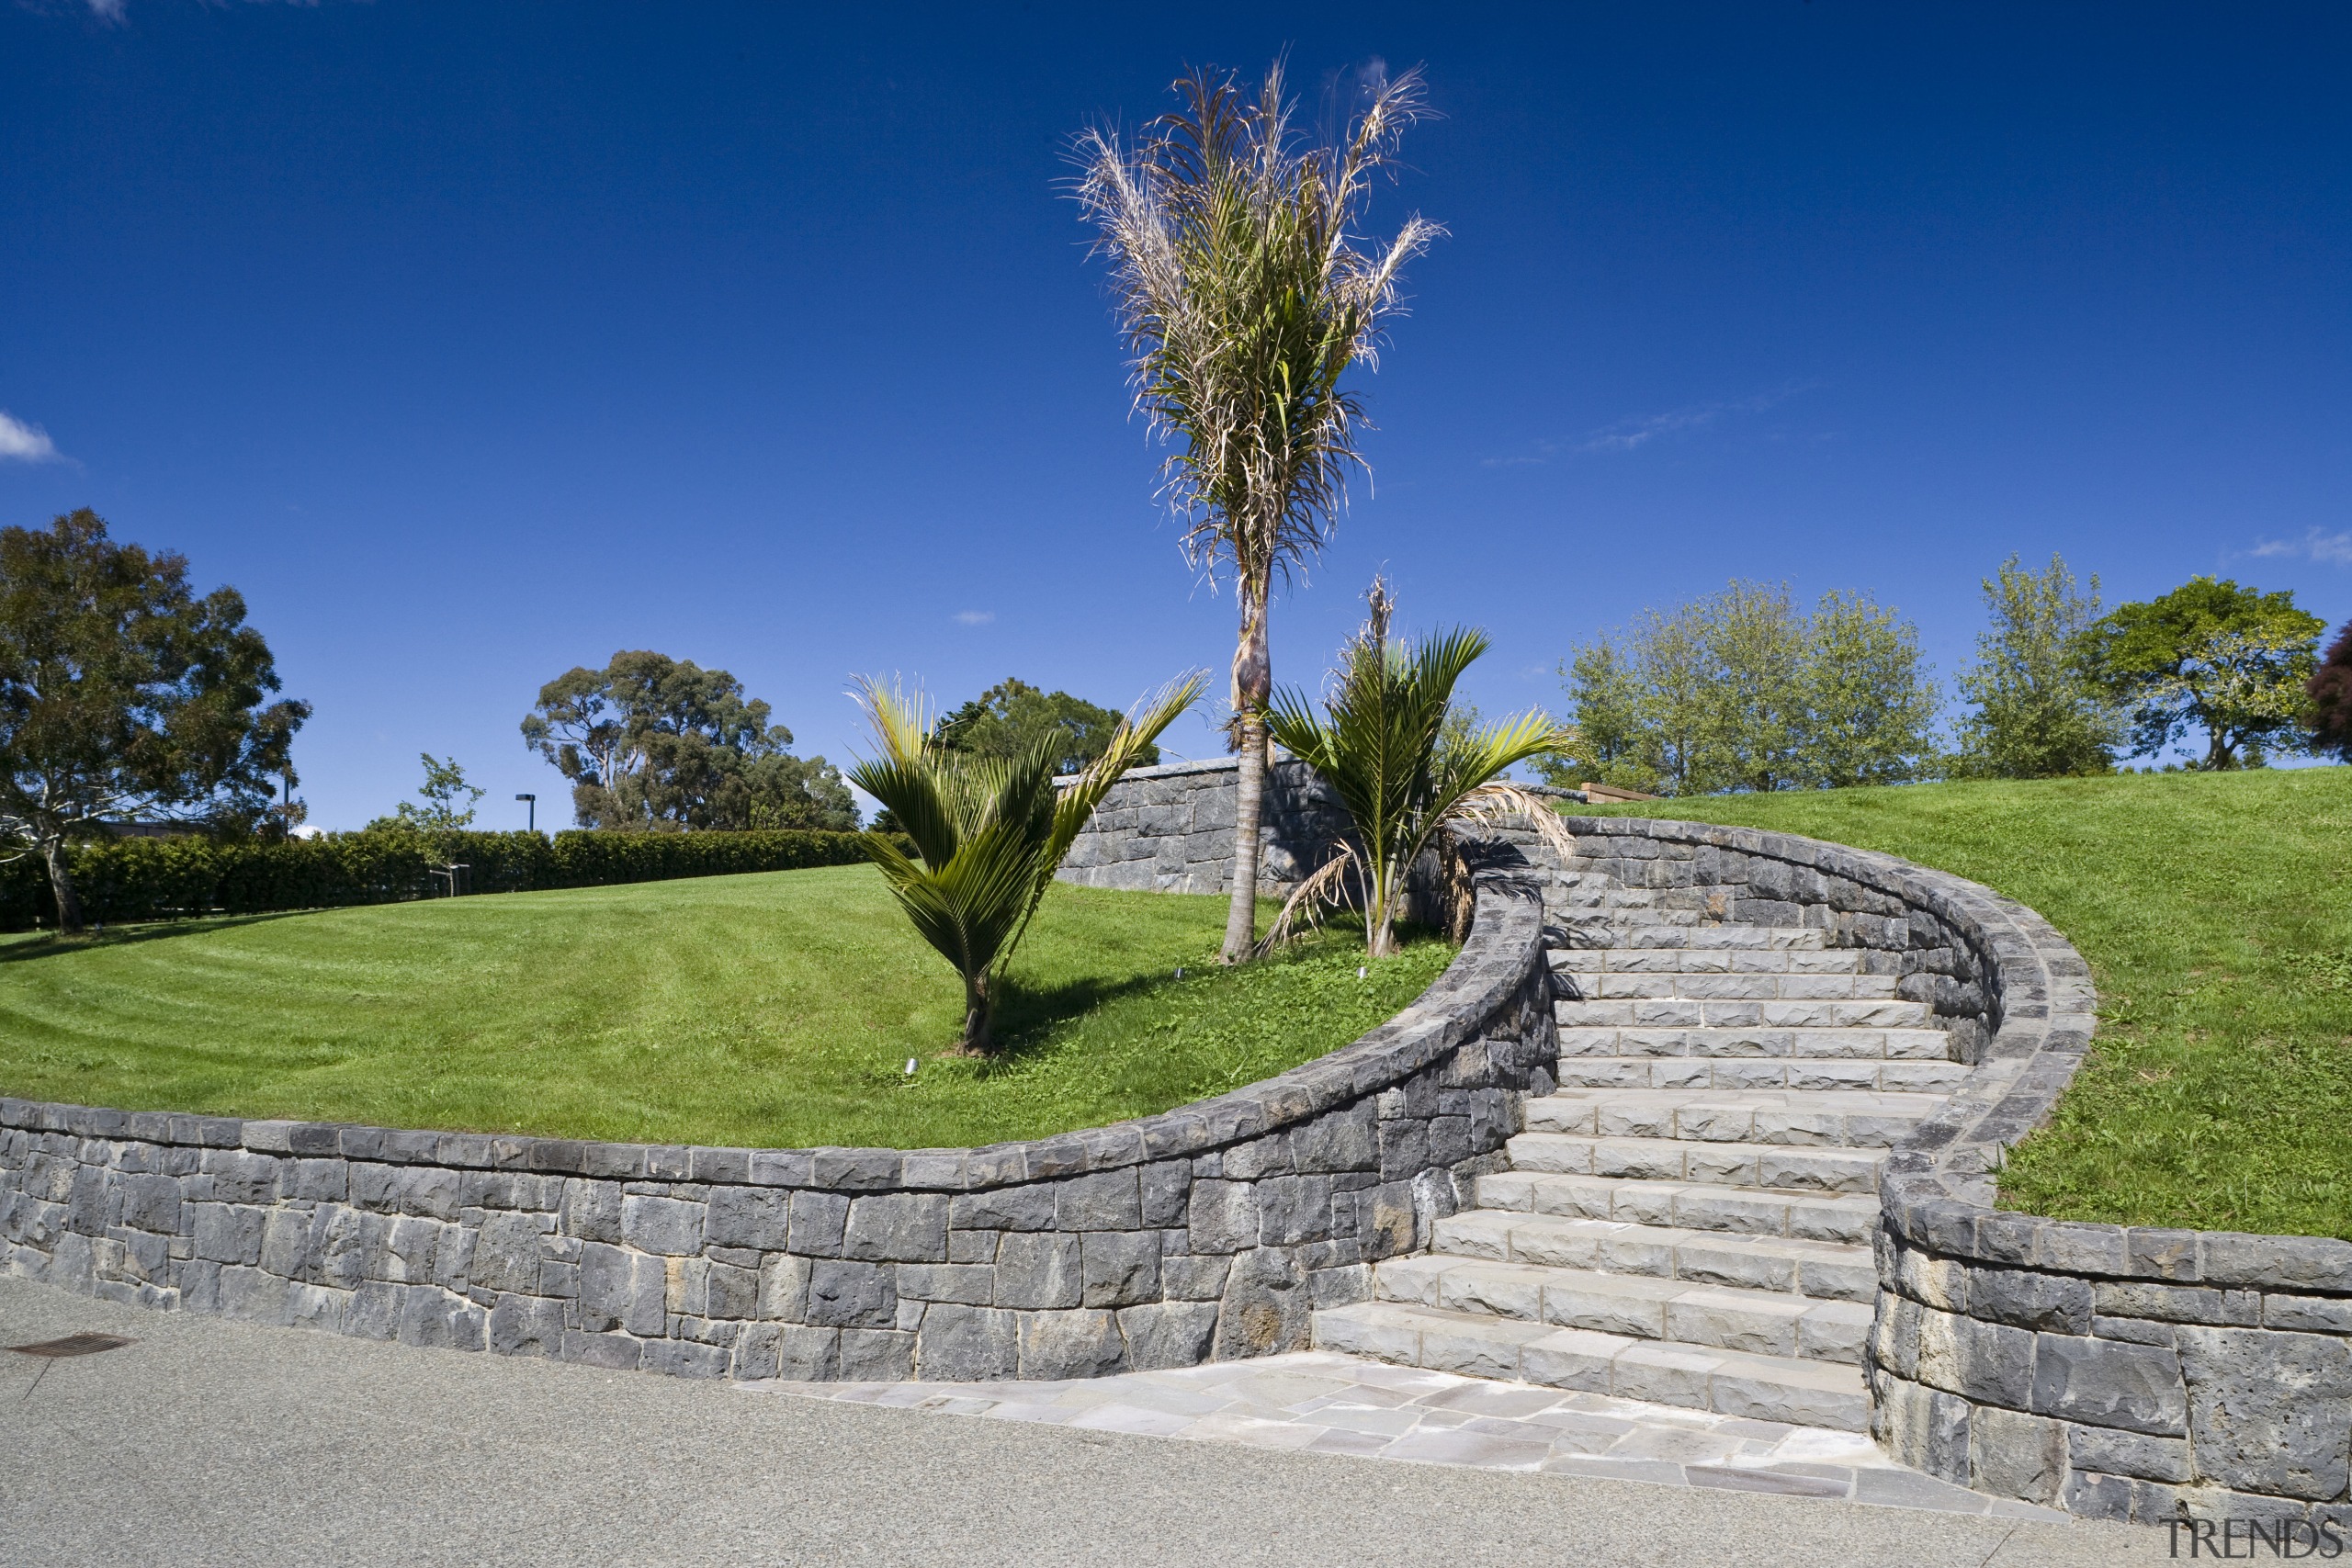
[1,829,880,931]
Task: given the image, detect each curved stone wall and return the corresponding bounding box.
[0,845,1556,1385]
[1543,816,2352,1529]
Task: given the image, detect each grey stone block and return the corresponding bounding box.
[807,1259,897,1328]
[192,1203,265,1266]
[1080,1231,1159,1308]
[916,1303,1019,1381]
[705,1188,791,1251]
[771,1325,840,1381]
[2066,1423,2195,1484]
[758,1254,809,1320]
[1139,1164,1189,1228]
[842,1193,948,1263]
[577,1242,666,1337]
[1213,1247,1308,1359]
[1969,1268,2091,1334]
[1161,1254,1231,1302]
[706,1260,759,1319]
[487,1292,565,1357]
[1016,1309,1127,1379]
[1186,1180,1257,1255]
[951,1184,1054,1233]
[896,1263,994,1306]
[993,1232,1081,1311]
[2178,1325,2352,1501]
[788,1191,850,1256]
[1969,1404,2064,1506]
[2030,1334,2188,1437]
[643,1339,730,1379]
[621,1195,704,1256]
[1054,1171,1141,1232]
[560,1179,621,1244]
[561,1329,644,1371]
[837,1328,914,1381]
[1117,1301,1220,1371]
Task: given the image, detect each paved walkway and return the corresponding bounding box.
[763,1352,2061,1518]
[0,1277,2161,1566]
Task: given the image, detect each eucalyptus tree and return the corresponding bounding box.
[0,509,307,932]
[849,672,1200,1055]
[1264,608,1572,960]
[1075,61,1441,964]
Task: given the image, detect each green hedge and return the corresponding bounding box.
[1,829,882,931]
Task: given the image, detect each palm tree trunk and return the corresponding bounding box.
[1223,715,1267,964]
[40,836,84,934]
[1222,598,1272,965]
[959,971,992,1056]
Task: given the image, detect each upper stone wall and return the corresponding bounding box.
[1055,756,1355,896]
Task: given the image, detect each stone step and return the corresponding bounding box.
[1431,1210,1875,1303]
[1476,1169,1881,1246]
[1506,1132,1886,1193]
[1557,1026,1954,1062]
[1551,1055,1969,1093]
[1523,1088,1944,1145]
[1311,1301,1868,1430]
[1550,947,1875,976]
[1559,972,1902,1001]
[1370,1255,1873,1364]
[1603,925,1830,952]
[1555,998,1936,1030]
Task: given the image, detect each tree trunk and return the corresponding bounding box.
[957,971,992,1056]
[1221,592,1273,965]
[40,837,84,934]
[1222,715,1267,964]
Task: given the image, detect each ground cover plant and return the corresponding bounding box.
[0,865,1451,1150]
[1576,766,2352,1239]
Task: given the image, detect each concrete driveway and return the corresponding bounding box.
[0,1277,2160,1567]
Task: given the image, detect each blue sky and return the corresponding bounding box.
[4,2,2348,829]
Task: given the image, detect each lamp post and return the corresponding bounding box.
[515,794,536,833]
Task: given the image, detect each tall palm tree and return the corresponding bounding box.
[848,672,1200,1055]
[1264,615,1574,959]
[1075,61,1441,964]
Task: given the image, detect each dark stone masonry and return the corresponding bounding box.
[0,842,1556,1387]
[1054,755,1356,896]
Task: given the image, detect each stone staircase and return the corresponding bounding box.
[1315,873,1961,1433]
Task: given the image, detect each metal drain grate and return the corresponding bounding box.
[8,1333,134,1359]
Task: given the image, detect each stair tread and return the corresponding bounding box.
[1436,1208,1870,1268]
[1476,1169,1880,1244]
[1312,1301,1868,1429]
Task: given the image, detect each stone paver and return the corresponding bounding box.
[754,1349,2068,1520]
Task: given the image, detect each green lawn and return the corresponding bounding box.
[0,867,1453,1151]
[1577,767,2352,1240]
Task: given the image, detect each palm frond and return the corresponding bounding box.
[1254,841,1359,956]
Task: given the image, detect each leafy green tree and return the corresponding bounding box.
[521,650,855,830]
[1266,620,1572,958]
[2090,577,2325,769]
[0,509,306,932]
[848,673,1200,1055]
[1540,581,1938,796]
[1076,62,1441,965]
[366,753,483,832]
[936,679,1159,776]
[2310,620,2352,762]
[1949,554,2120,779]
[1804,590,1940,789]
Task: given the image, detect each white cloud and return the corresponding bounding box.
[954,610,995,626]
[1483,383,1815,468]
[2250,528,2352,566]
[85,0,127,21]
[0,412,62,464]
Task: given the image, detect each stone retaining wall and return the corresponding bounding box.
[0,847,1556,1386]
[1549,816,2352,1529]
[1055,755,1355,896]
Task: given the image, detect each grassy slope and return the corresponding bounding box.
[1578,768,2352,1239]
[0,866,1451,1151]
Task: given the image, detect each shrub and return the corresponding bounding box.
[0,828,880,931]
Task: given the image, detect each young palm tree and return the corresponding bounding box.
[848,672,1200,1055]
[1263,615,1574,959]
[1075,62,1442,965]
